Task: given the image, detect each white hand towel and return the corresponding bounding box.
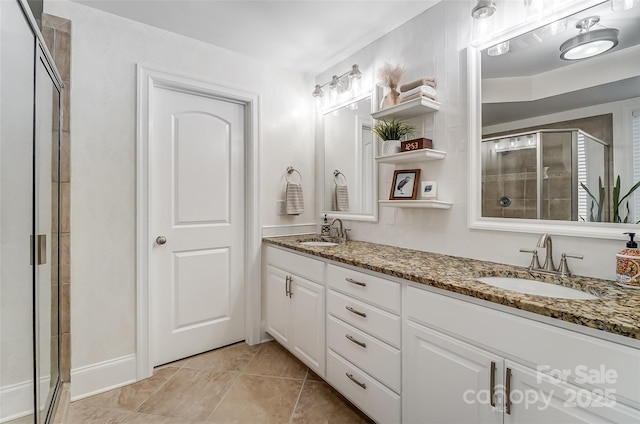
[400,77,436,92]
[286,182,304,215]
[400,84,436,99]
[335,184,350,212]
[400,92,436,103]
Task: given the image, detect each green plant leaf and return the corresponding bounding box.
[372,118,415,141]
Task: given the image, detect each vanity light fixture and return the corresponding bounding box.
[487,40,509,56]
[559,16,619,61]
[312,64,362,108]
[471,0,496,19]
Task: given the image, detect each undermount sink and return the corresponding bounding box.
[477,276,599,300]
[299,241,339,247]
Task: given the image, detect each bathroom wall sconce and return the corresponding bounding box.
[312,64,362,109]
[559,16,619,60]
[471,0,496,19]
[487,40,510,56]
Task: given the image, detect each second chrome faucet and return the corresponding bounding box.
[520,233,583,277]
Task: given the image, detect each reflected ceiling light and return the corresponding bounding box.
[471,0,496,19]
[559,16,619,61]
[487,40,510,56]
[611,0,640,11]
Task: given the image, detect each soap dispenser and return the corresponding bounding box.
[616,232,640,289]
[321,214,331,237]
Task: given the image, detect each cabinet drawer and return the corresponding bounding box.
[327,315,401,393]
[327,264,400,314]
[328,290,400,348]
[265,246,324,283]
[327,350,401,424]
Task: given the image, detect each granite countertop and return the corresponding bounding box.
[263,235,640,341]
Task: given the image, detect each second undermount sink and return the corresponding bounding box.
[299,241,339,247]
[477,276,599,300]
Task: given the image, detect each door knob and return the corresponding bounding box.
[156,235,167,245]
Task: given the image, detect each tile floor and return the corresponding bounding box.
[56,341,374,423]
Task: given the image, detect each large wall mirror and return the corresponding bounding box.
[318,93,378,221]
[468,0,640,238]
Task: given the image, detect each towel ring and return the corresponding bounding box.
[333,170,347,185]
[286,166,302,183]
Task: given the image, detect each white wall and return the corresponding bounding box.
[44,0,315,397]
[317,0,626,281]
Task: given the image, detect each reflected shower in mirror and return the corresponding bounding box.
[322,94,375,218]
[478,1,640,225]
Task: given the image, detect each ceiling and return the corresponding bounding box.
[72,0,441,75]
[481,1,640,127]
[482,1,640,79]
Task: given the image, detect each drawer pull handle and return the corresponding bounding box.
[345,277,366,287]
[285,275,291,297]
[345,334,367,348]
[346,372,366,390]
[505,367,512,415]
[345,306,367,318]
[490,361,496,407]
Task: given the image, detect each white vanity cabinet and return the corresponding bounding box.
[264,247,325,376]
[404,286,640,423]
[325,264,402,424]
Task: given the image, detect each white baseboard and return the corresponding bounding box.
[0,376,51,423]
[0,380,33,423]
[262,223,316,238]
[70,354,137,401]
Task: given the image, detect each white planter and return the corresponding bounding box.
[381,140,401,156]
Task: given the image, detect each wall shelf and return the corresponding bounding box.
[376,148,446,164]
[371,97,441,120]
[379,200,452,209]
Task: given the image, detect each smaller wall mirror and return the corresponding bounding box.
[318,93,378,221]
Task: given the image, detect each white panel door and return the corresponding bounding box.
[150,83,245,366]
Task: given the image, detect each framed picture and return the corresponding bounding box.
[389,169,421,200]
[421,181,437,199]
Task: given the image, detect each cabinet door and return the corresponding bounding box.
[504,361,640,424]
[290,275,325,376]
[264,265,290,345]
[404,321,503,424]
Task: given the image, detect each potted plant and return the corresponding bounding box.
[373,118,415,155]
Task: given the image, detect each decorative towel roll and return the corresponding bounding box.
[400,84,436,99]
[400,77,436,92]
[335,184,350,212]
[286,182,304,215]
[400,92,436,103]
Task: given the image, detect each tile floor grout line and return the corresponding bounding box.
[241,371,307,381]
[288,376,308,424]
[206,370,251,423]
[133,365,182,412]
[204,348,260,422]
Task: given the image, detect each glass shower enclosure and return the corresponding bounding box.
[481,129,609,222]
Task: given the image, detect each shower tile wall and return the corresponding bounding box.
[482,148,537,219]
[482,114,613,221]
[42,13,71,382]
[541,131,573,221]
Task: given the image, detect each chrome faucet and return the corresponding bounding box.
[520,233,583,277]
[536,233,556,272]
[330,218,348,241]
